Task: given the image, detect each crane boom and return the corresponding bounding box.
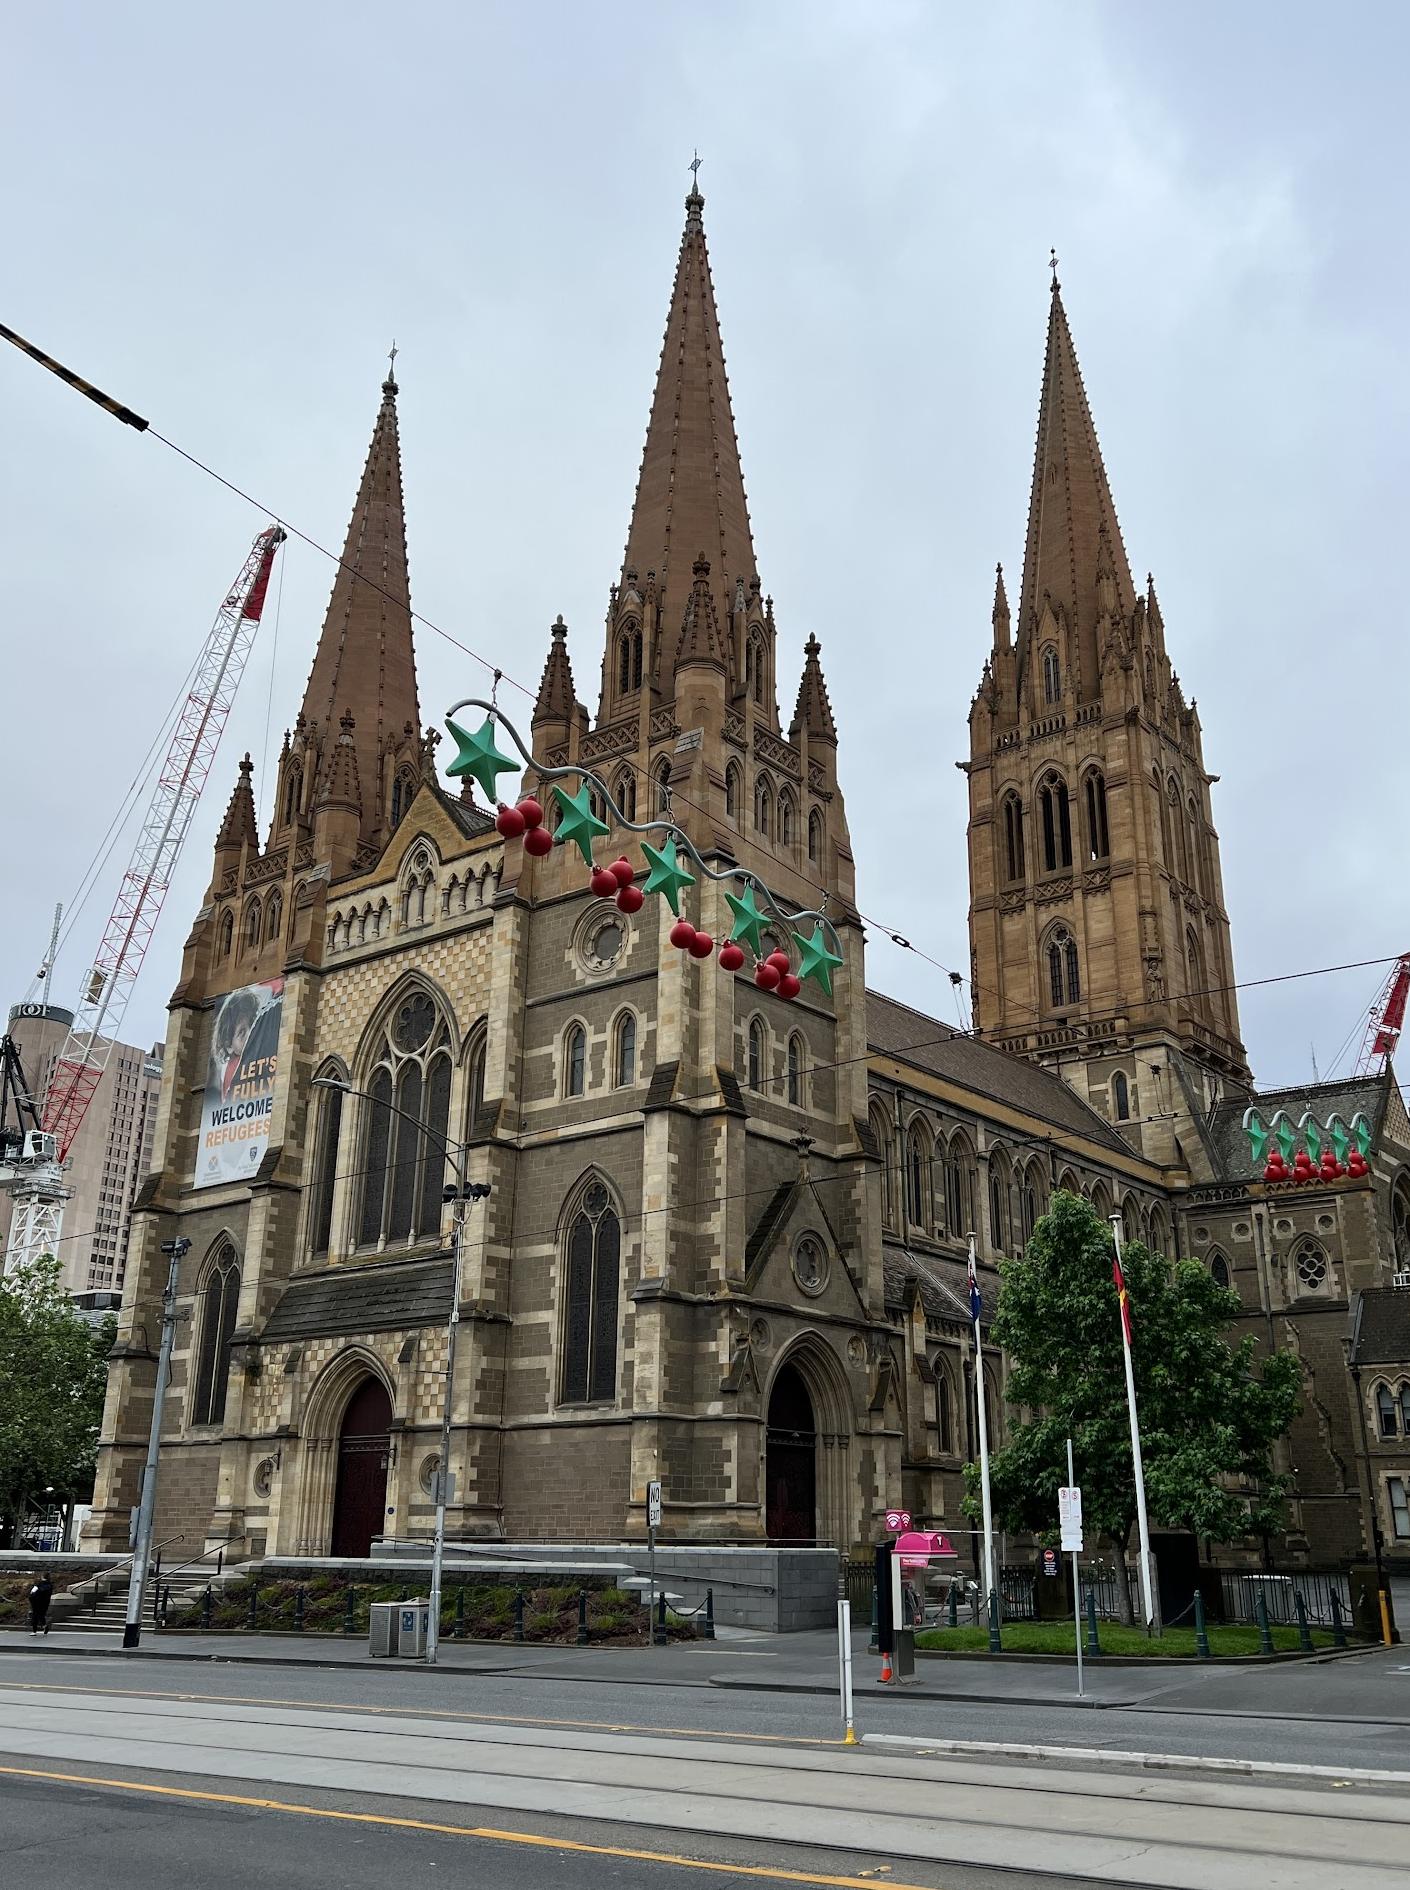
[1354,953,1410,1078]
[4,525,284,1276]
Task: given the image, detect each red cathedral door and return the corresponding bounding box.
[331,1378,392,1557]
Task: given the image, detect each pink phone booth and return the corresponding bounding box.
[895,1529,957,1570]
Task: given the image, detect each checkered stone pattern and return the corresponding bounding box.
[316,919,495,1065]
[412,1330,450,1422]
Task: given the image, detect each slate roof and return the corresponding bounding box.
[259,1256,454,1343]
[1207,1074,1386,1183]
[1353,1288,1410,1366]
[433,783,497,840]
[882,1242,982,1325]
[866,990,1130,1155]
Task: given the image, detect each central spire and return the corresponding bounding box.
[619,185,758,631]
[299,371,420,829]
[1017,275,1135,691]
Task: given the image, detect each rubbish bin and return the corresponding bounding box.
[397,1599,431,1657]
[368,1601,399,1657]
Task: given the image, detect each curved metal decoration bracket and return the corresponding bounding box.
[444,699,845,962]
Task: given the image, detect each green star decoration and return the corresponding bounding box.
[552,782,611,866]
[725,882,768,954]
[445,715,518,803]
[793,922,844,997]
[641,836,695,915]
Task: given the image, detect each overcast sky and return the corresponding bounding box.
[4,1,1407,1094]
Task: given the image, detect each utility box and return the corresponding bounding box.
[892,1626,916,1681]
[397,1599,430,1657]
[368,1601,399,1657]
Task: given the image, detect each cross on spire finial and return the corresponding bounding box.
[387,338,398,380]
[689,149,703,191]
[1048,247,1060,292]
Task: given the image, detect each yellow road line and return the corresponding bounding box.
[0,1678,840,1747]
[0,1763,940,1890]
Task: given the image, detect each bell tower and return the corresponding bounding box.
[965,265,1250,1164]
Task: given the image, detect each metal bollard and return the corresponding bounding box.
[1295,1593,1313,1654]
[293,1586,306,1633]
[1255,1589,1274,1657]
[1331,1590,1347,1649]
[454,1586,466,1640]
[158,1585,171,1628]
[987,1589,1002,1654]
[947,1581,958,1630]
[577,1590,590,1645]
[1085,1590,1102,1658]
[655,1591,669,1645]
[202,1584,213,1631]
[513,1589,525,1642]
[1194,1589,1212,1659]
[248,1584,258,1631]
[344,1586,357,1636]
[702,1588,715,1641]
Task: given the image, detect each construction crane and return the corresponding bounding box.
[1354,953,1410,1078]
[1,524,285,1272]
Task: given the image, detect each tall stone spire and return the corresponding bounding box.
[620,185,758,642]
[532,615,578,730]
[215,754,259,851]
[1017,273,1136,694]
[299,371,419,830]
[790,634,837,745]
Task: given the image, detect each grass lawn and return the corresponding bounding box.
[914,1620,1338,1657]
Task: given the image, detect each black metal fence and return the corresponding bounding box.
[1219,1570,1351,1627]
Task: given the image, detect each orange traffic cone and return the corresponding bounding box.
[880,1650,893,1684]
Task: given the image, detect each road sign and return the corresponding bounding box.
[1059,1484,1083,1553]
[647,1480,662,1528]
[1041,1546,1059,1578]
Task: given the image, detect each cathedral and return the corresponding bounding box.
[87,188,1410,1584]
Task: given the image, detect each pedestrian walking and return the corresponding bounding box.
[29,1572,53,1635]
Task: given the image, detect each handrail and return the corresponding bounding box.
[84,1533,185,1610]
[159,1536,244,1588]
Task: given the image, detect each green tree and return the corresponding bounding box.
[964,1193,1301,1623]
[0,1254,115,1547]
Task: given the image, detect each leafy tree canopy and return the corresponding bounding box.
[0,1254,115,1542]
[964,1193,1300,1600]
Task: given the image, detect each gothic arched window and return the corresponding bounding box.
[933,1359,953,1454]
[748,630,767,707]
[219,910,234,958]
[1168,778,1189,883]
[1038,772,1072,872]
[1002,792,1025,882]
[356,991,454,1250]
[1209,1251,1230,1290]
[1377,1383,1398,1438]
[654,758,671,816]
[1295,1239,1328,1292]
[614,1012,637,1088]
[614,769,637,823]
[565,1023,587,1099]
[755,776,772,837]
[787,1034,804,1106]
[191,1244,240,1428]
[265,888,283,942]
[944,1137,973,1235]
[1084,771,1110,861]
[726,763,741,823]
[869,1103,894,1226]
[309,1080,343,1256]
[244,899,262,949]
[779,791,795,848]
[617,624,642,694]
[1042,645,1061,705]
[561,1179,621,1404]
[390,768,416,831]
[1187,796,1205,895]
[1046,926,1080,1009]
[907,1125,930,1227]
[988,1153,1010,1252]
[1393,1184,1410,1265]
[283,766,302,828]
[808,810,823,863]
[1112,1071,1130,1120]
[1185,928,1206,1012]
[748,1019,764,1092]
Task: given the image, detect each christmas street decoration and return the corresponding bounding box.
[1243,1105,1373,1186]
[444,696,845,1000]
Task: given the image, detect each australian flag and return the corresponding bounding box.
[967,1250,982,1328]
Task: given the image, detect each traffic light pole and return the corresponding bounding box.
[123,1237,188,1648]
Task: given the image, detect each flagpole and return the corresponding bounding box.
[1110,1214,1154,1629]
[968,1232,996,1610]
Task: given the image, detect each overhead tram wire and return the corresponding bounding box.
[5,320,1402,1059]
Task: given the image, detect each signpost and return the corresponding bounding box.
[647,1479,661,1648]
[1061,1440,1084,1698]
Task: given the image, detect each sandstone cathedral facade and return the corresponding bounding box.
[88,190,1410,1581]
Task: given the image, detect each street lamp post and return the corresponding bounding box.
[312,1077,489,1664]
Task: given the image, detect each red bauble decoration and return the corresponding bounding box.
[1348,1150,1369,1178]
[1264,1160,1282,1183]
[719,943,746,972]
[523,826,554,858]
[777,973,802,1000]
[616,883,644,914]
[670,920,697,950]
[590,867,620,898]
[610,856,635,887]
[688,931,714,960]
[518,797,544,831]
[496,803,526,839]
[767,949,792,972]
[755,962,781,991]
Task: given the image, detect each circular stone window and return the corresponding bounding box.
[252,1457,276,1500]
[419,1453,441,1496]
[394,992,436,1051]
[575,906,627,976]
[793,1235,829,1296]
[1295,1242,1327,1290]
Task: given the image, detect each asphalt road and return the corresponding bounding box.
[1,1663,1408,1888]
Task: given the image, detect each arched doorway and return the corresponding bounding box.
[766,1363,816,1541]
[330,1377,392,1557]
